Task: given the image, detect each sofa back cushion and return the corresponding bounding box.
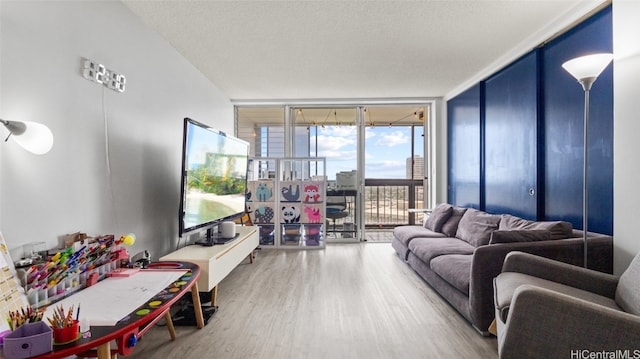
[489,229,550,244]
[499,214,573,240]
[455,208,501,247]
[441,207,468,237]
[616,252,640,315]
[498,214,532,230]
[424,203,453,233]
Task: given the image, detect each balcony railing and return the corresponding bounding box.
[330,179,425,230]
[363,179,424,228]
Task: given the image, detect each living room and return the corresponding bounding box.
[1,1,639,358]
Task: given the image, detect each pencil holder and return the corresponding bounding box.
[3,322,53,359]
[52,320,79,344]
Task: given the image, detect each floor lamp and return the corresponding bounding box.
[562,53,613,268]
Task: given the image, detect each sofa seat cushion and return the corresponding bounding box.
[494,272,621,323]
[408,237,475,265]
[499,214,573,240]
[430,254,472,294]
[393,225,446,247]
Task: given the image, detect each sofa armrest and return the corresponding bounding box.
[468,235,613,332]
[502,251,619,298]
[499,285,640,358]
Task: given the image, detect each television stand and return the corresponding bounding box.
[195,227,240,246]
[160,226,259,324]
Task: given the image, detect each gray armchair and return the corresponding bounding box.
[493,251,640,358]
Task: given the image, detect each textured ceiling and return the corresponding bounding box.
[122,0,601,101]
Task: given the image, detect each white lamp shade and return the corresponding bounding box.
[10,121,54,155]
[562,53,613,82]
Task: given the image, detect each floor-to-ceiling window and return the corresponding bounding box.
[236,102,432,242]
[362,106,426,231]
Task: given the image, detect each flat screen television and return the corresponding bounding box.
[178,117,249,245]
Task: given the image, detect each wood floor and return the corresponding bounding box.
[129,243,498,358]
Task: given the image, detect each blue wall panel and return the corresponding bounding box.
[484,51,539,219]
[445,7,612,234]
[542,7,613,234]
[447,84,481,209]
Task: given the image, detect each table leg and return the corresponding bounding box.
[190,282,205,329]
[164,311,176,340]
[96,341,111,359]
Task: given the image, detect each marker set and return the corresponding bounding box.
[18,235,128,308]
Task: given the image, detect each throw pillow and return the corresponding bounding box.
[441,207,468,237]
[424,203,453,233]
[489,230,551,244]
[499,214,573,240]
[455,208,501,247]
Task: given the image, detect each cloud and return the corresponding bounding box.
[375,130,409,147]
[319,126,356,137]
[318,149,357,161]
[313,135,355,151]
[365,127,376,139]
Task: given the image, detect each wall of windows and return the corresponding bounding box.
[236,103,434,235]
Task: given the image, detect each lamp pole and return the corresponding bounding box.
[580,78,593,269]
[562,53,613,269]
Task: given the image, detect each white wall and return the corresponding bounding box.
[613,0,640,274]
[0,1,233,260]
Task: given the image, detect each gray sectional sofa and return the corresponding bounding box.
[391,203,613,335]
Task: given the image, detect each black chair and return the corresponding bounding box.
[326,195,348,237]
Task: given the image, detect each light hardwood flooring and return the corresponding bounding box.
[363,229,394,242]
[129,243,498,358]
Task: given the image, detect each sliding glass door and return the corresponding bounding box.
[293,107,360,242]
[361,106,427,237]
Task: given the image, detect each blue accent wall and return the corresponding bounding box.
[542,7,613,234]
[445,6,613,235]
[447,84,481,209]
[484,51,539,219]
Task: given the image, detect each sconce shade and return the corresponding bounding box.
[562,53,613,82]
[1,119,54,155]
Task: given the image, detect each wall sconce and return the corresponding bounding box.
[1,119,54,155]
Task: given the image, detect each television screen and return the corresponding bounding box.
[179,118,249,237]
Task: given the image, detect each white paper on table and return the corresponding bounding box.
[44,270,187,326]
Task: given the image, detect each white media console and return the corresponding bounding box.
[160,225,259,306]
